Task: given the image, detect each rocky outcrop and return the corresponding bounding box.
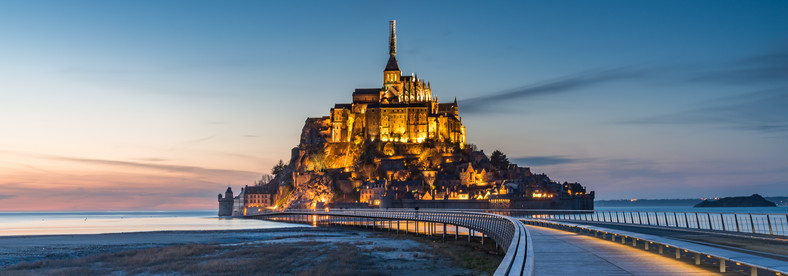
[299,117,329,149]
[694,194,776,208]
[282,173,334,209]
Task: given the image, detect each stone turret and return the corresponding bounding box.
[218,187,234,216]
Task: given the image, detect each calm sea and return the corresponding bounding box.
[4,207,784,237]
[595,206,788,214]
[0,210,298,236]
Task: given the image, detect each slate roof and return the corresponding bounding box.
[353,88,380,95]
[385,55,400,71]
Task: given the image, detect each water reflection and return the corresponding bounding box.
[0,211,301,236]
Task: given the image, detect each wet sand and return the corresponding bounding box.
[0,227,498,275]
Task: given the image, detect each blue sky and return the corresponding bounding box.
[0,1,787,210]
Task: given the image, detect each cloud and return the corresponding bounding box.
[0,194,16,200]
[510,156,586,166]
[134,157,168,162]
[459,66,653,114]
[459,47,788,115]
[626,87,788,133]
[51,156,260,178]
[689,47,788,86]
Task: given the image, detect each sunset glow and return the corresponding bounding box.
[1,1,787,211]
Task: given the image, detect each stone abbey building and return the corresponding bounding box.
[328,21,466,145]
[220,20,593,213]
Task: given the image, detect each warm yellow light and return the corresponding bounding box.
[373,200,381,205]
[324,207,330,212]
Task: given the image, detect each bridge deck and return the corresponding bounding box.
[526,225,719,275]
[545,220,788,261]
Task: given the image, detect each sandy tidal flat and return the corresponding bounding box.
[0,227,495,275]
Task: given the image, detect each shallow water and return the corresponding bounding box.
[595,206,788,214]
[0,210,298,236]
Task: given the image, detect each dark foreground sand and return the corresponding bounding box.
[0,227,502,275]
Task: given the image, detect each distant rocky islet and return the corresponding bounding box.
[694,194,776,208]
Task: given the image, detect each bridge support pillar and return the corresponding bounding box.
[695,253,701,265]
[397,220,400,233]
[456,225,459,240]
[621,236,626,244]
[482,233,485,245]
[632,238,637,246]
[659,245,663,254]
[645,242,649,250]
[720,259,726,272]
[443,223,446,240]
[675,248,681,259]
[469,229,472,243]
[751,266,757,276]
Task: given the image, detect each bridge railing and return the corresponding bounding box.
[523,219,788,275]
[246,209,533,276]
[526,210,788,236]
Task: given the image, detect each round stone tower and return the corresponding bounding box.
[218,187,234,216]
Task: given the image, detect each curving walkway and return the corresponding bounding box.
[247,210,533,275]
[526,225,719,275]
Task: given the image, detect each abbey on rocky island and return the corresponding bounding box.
[219,21,593,215]
[327,20,465,146]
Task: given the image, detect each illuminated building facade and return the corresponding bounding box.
[329,21,465,145]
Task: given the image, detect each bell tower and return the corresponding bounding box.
[383,20,402,99]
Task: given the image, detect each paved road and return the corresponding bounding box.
[541,220,788,261]
[526,225,721,275]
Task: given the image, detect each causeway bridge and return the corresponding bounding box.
[247,209,788,276]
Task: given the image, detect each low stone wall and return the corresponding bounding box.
[381,199,489,209]
[380,198,594,210]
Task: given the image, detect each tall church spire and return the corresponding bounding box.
[384,20,400,72]
[389,20,397,56]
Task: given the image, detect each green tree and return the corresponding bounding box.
[490,150,509,170]
[256,174,274,186]
[271,159,287,177]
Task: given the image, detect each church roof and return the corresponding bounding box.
[334,104,352,109]
[353,88,380,95]
[368,102,429,108]
[384,55,400,71]
[225,187,232,193]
